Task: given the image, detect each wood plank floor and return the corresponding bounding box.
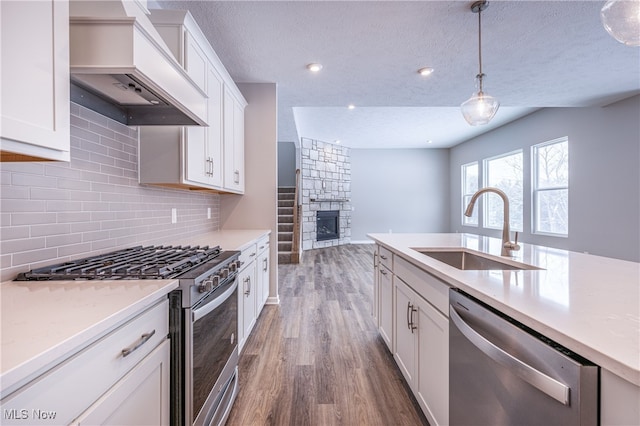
[226,244,428,426]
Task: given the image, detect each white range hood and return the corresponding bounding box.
[69,0,207,126]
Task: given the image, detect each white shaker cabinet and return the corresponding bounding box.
[72,340,170,426]
[140,9,244,193]
[223,87,246,193]
[0,299,170,425]
[393,277,449,426]
[0,0,70,162]
[376,245,394,352]
[256,235,271,312]
[237,243,258,352]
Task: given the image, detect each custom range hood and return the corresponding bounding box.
[69,0,207,126]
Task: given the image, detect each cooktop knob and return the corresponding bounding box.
[198,278,214,293]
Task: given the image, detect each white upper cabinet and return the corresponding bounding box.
[0,0,70,162]
[223,88,246,193]
[139,9,246,193]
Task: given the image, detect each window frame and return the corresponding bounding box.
[461,161,479,227]
[532,137,569,237]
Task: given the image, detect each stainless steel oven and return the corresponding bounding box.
[180,276,238,426]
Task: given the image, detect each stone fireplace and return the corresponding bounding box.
[301,138,351,250]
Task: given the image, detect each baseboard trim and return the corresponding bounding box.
[350,240,375,244]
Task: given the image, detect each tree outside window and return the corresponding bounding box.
[533,138,568,236]
[484,151,523,232]
[462,162,478,226]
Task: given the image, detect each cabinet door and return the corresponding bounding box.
[206,65,224,187]
[184,126,208,184]
[372,250,380,327]
[415,295,449,426]
[379,264,394,351]
[1,0,70,161]
[73,340,170,426]
[257,248,270,312]
[238,263,256,352]
[394,279,417,387]
[223,88,245,193]
[184,30,207,92]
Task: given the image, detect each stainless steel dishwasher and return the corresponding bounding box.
[449,289,599,426]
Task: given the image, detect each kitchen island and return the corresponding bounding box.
[368,232,639,425]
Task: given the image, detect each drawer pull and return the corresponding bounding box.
[121,330,156,358]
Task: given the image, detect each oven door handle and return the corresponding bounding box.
[192,279,238,322]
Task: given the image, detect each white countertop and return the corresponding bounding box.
[0,279,178,397]
[0,229,270,397]
[367,233,640,387]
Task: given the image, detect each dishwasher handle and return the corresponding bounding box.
[450,304,570,406]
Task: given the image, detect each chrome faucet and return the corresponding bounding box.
[464,187,520,256]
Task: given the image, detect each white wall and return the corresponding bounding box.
[449,95,640,262]
[350,148,450,242]
[221,83,279,300]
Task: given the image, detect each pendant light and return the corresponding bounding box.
[600,0,640,47]
[461,1,500,126]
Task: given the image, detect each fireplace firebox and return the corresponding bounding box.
[316,210,339,241]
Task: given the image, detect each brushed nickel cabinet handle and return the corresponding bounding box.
[121,330,156,358]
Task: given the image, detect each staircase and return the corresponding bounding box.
[277,187,297,264]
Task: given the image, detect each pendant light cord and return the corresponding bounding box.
[477,5,484,92]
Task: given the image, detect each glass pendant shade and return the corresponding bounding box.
[600,0,640,47]
[461,75,500,126]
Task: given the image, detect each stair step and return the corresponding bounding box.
[278,187,296,193]
[278,241,292,251]
[278,223,293,232]
[278,232,293,242]
[278,199,295,207]
[278,207,293,215]
[278,215,293,224]
[278,193,296,201]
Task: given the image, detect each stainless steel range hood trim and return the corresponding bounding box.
[69,13,208,126]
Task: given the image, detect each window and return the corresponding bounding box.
[533,138,568,236]
[461,162,479,226]
[483,151,523,232]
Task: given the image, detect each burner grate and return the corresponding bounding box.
[16,245,221,281]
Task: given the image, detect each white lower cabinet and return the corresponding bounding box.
[256,236,270,311]
[72,340,170,425]
[394,277,449,426]
[238,260,257,352]
[237,234,272,353]
[0,299,170,425]
[378,263,394,351]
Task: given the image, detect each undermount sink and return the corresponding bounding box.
[413,248,541,271]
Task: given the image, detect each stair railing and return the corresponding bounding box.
[291,168,301,263]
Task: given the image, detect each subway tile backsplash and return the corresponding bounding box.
[0,103,220,282]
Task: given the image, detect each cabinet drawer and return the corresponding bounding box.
[256,235,270,254]
[378,246,393,270]
[0,299,169,425]
[239,243,257,270]
[395,256,449,316]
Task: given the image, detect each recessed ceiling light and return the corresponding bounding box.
[348,104,355,110]
[335,139,341,144]
[426,140,433,144]
[306,63,323,72]
[418,67,435,76]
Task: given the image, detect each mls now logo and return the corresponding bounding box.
[4,409,57,420]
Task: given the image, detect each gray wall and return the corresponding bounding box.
[351,148,450,242]
[449,95,640,262]
[0,103,220,282]
[277,141,296,187]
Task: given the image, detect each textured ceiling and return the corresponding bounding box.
[156,1,640,148]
